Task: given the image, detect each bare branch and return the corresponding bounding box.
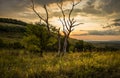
[57,2,68,30]
[68,2,74,22]
[43,5,50,32]
[59,17,65,27]
[67,20,71,28]
[74,1,81,6]
[43,5,49,22]
[72,23,83,27]
[68,0,80,22]
[31,0,45,22]
[71,28,74,31]
[30,0,50,33]
[57,3,65,18]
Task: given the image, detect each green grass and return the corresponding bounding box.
[0,50,120,78]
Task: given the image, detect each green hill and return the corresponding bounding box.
[0,18,27,49]
[0,23,26,42]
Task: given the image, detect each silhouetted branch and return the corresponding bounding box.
[57,0,81,54]
[31,0,50,33]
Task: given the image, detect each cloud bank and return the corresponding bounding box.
[72,29,120,36]
[1,0,120,16]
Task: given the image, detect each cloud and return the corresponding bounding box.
[0,0,79,18]
[76,0,120,16]
[0,0,30,18]
[113,19,120,27]
[88,30,120,35]
[0,0,120,23]
[113,19,120,22]
[98,0,120,14]
[72,29,120,36]
[33,0,60,5]
[27,0,80,6]
[48,0,120,18]
[111,23,120,27]
[103,18,120,28]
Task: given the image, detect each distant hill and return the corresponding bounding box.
[87,41,120,50]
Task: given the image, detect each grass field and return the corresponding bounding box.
[0,50,120,78]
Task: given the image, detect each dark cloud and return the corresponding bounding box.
[50,0,120,17]
[87,30,120,35]
[72,29,120,36]
[104,18,120,28]
[34,0,60,5]
[111,23,120,27]
[112,18,120,27]
[0,0,60,16]
[108,19,120,30]
[78,0,120,16]
[113,19,120,22]
[0,0,29,17]
[0,0,70,18]
[0,0,120,21]
[99,0,120,14]
[80,0,101,14]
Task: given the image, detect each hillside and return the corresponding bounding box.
[0,18,79,50]
[0,22,26,43]
[0,18,120,51]
[0,18,27,49]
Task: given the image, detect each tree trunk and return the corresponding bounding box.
[57,28,61,57]
[62,36,67,55]
[58,35,61,54]
[46,22,50,35]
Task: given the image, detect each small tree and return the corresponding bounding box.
[22,23,58,56]
[57,0,83,56]
[22,24,48,56]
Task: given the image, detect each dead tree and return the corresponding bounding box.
[57,0,83,56]
[57,28,61,55]
[31,0,50,34]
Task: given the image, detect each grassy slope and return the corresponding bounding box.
[0,22,25,43]
[0,50,120,78]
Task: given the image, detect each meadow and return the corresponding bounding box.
[0,50,120,78]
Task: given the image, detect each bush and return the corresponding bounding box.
[21,24,48,53]
[22,35,41,52]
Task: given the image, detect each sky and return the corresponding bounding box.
[0,0,120,41]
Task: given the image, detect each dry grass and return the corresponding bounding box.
[0,50,120,78]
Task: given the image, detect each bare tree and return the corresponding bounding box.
[57,0,83,56]
[31,0,50,34]
[57,28,61,55]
